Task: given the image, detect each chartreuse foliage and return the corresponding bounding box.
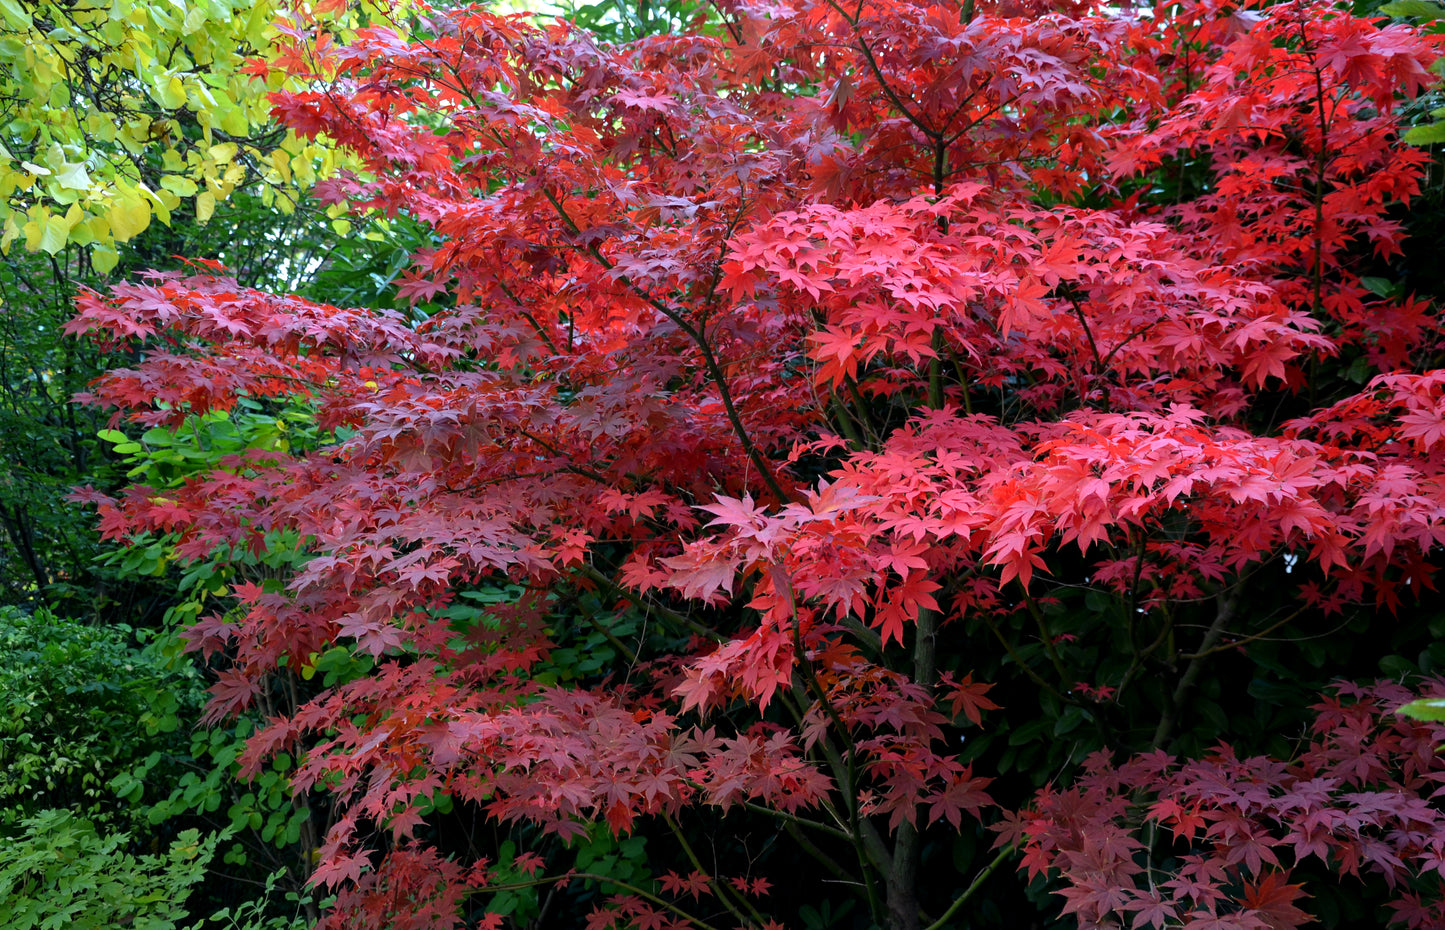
[1399,694,1445,719]
[0,607,218,929]
[0,0,390,611]
[66,0,1445,929]
[0,594,336,926]
[0,0,380,270]
[0,600,331,930]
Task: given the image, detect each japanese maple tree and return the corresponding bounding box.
[64,0,1445,926]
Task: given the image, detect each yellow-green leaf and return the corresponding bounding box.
[91,243,119,274]
[0,0,32,28]
[53,160,91,190]
[1404,122,1445,145]
[181,3,207,34]
[1398,697,1445,721]
[37,213,69,254]
[0,0,368,255]
[142,185,172,226]
[219,104,249,137]
[151,74,186,109]
[160,174,197,196]
[1378,0,1445,15]
[107,190,151,240]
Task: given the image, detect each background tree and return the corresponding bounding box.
[0,0,344,266]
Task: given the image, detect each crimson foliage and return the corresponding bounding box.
[65,0,1445,926]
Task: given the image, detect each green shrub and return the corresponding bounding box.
[0,605,203,827]
[0,808,216,930]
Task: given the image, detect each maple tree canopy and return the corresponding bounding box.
[63,0,1445,926]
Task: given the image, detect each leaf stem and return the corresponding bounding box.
[662,811,765,926]
[920,844,1014,930]
[539,184,791,504]
[1020,588,1071,686]
[574,562,718,642]
[779,575,888,920]
[1152,592,1237,749]
[738,800,852,840]
[477,871,722,930]
[979,612,1066,703]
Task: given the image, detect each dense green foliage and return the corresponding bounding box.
[0,605,198,826]
[0,251,120,610]
[0,809,217,930]
[0,188,362,613]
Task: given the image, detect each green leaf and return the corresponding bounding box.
[158,175,197,197]
[0,0,33,27]
[1360,276,1397,297]
[107,192,150,241]
[1403,121,1445,145]
[1378,0,1445,16]
[150,74,187,109]
[91,244,119,274]
[1397,697,1445,721]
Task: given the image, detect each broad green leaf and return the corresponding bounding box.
[1378,0,1445,16]
[1403,121,1445,145]
[181,3,207,34]
[36,213,69,254]
[0,0,32,28]
[91,243,119,273]
[1360,276,1397,296]
[150,74,187,109]
[1398,697,1445,721]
